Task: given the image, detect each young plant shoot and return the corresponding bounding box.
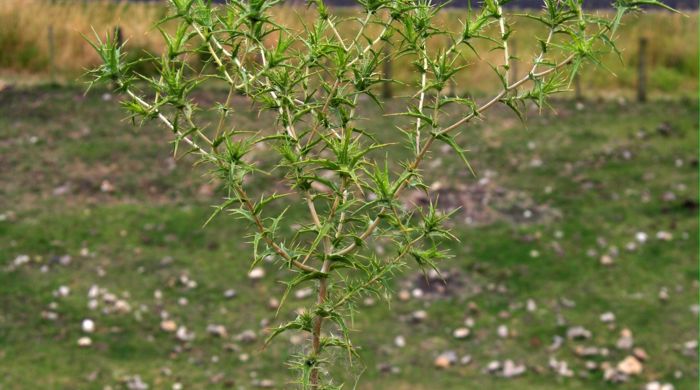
[87,0,671,387]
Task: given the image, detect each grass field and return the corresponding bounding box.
[0,86,697,389]
[0,0,697,98]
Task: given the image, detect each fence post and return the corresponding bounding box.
[382,43,392,99]
[114,25,123,47]
[637,36,648,103]
[48,25,56,84]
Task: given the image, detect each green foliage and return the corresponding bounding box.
[86,0,671,387]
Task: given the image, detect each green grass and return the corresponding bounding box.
[0,87,697,389]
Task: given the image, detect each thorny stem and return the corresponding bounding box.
[416,53,428,154]
[192,24,237,86]
[124,89,209,155]
[236,187,320,274]
[328,17,349,51]
[123,86,319,275]
[89,0,652,386]
[498,5,510,87]
[213,85,236,146]
[310,257,330,388]
[439,53,576,135]
[307,14,390,387]
[332,233,424,310]
[330,53,576,259]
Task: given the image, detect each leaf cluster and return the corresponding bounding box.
[86,0,673,387]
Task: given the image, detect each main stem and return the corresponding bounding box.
[310,261,330,388]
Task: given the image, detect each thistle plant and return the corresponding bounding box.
[86,0,671,387]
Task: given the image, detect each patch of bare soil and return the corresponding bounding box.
[403,173,560,226]
[396,267,493,301]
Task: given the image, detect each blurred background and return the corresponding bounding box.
[0,1,697,389]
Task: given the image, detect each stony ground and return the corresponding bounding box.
[0,87,697,389]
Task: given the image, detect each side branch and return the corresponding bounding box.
[330,53,576,258]
[236,187,320,274]
[123,85,318,275]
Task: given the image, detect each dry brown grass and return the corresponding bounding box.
[0,0,166,79]
[0,0,696,96]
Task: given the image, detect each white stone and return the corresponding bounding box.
[248,267,266,280]
[55,285,70,297]
[58,255,71,266]
[235,329,257,343]
[656,231,673,241]
[411,310,427,323]
[394,335,406,348]
[12,254,30,267]
[77,336,92,347]
[689,304,700,315]
[526,299,537,312]
[41,311,58,321]
[125,375,149,390]
[206,324,228,338]
[617,356,643,375]
[548,335,564,351]
[600,254,614,265]
[645,382,662,390]
[633,347,648,361]
[549,357,574,377]
[175,326,195,342]
[567,326,592,340]
[635,232,648,243]
[600,312,616,323]
[82,319,95,333]
[114,299,131,313]
[256,379,275,388]
[434,351,457,369]
[87,285,100,299]
[294,287,313,299]
[452,327,470,339]
[683,339,697,352]
[160,320,177,333]
[100,180,115,193]
[502,360,526,377]
[103,292,117,304]
[616,328,634,349]
[486,360,501,373]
